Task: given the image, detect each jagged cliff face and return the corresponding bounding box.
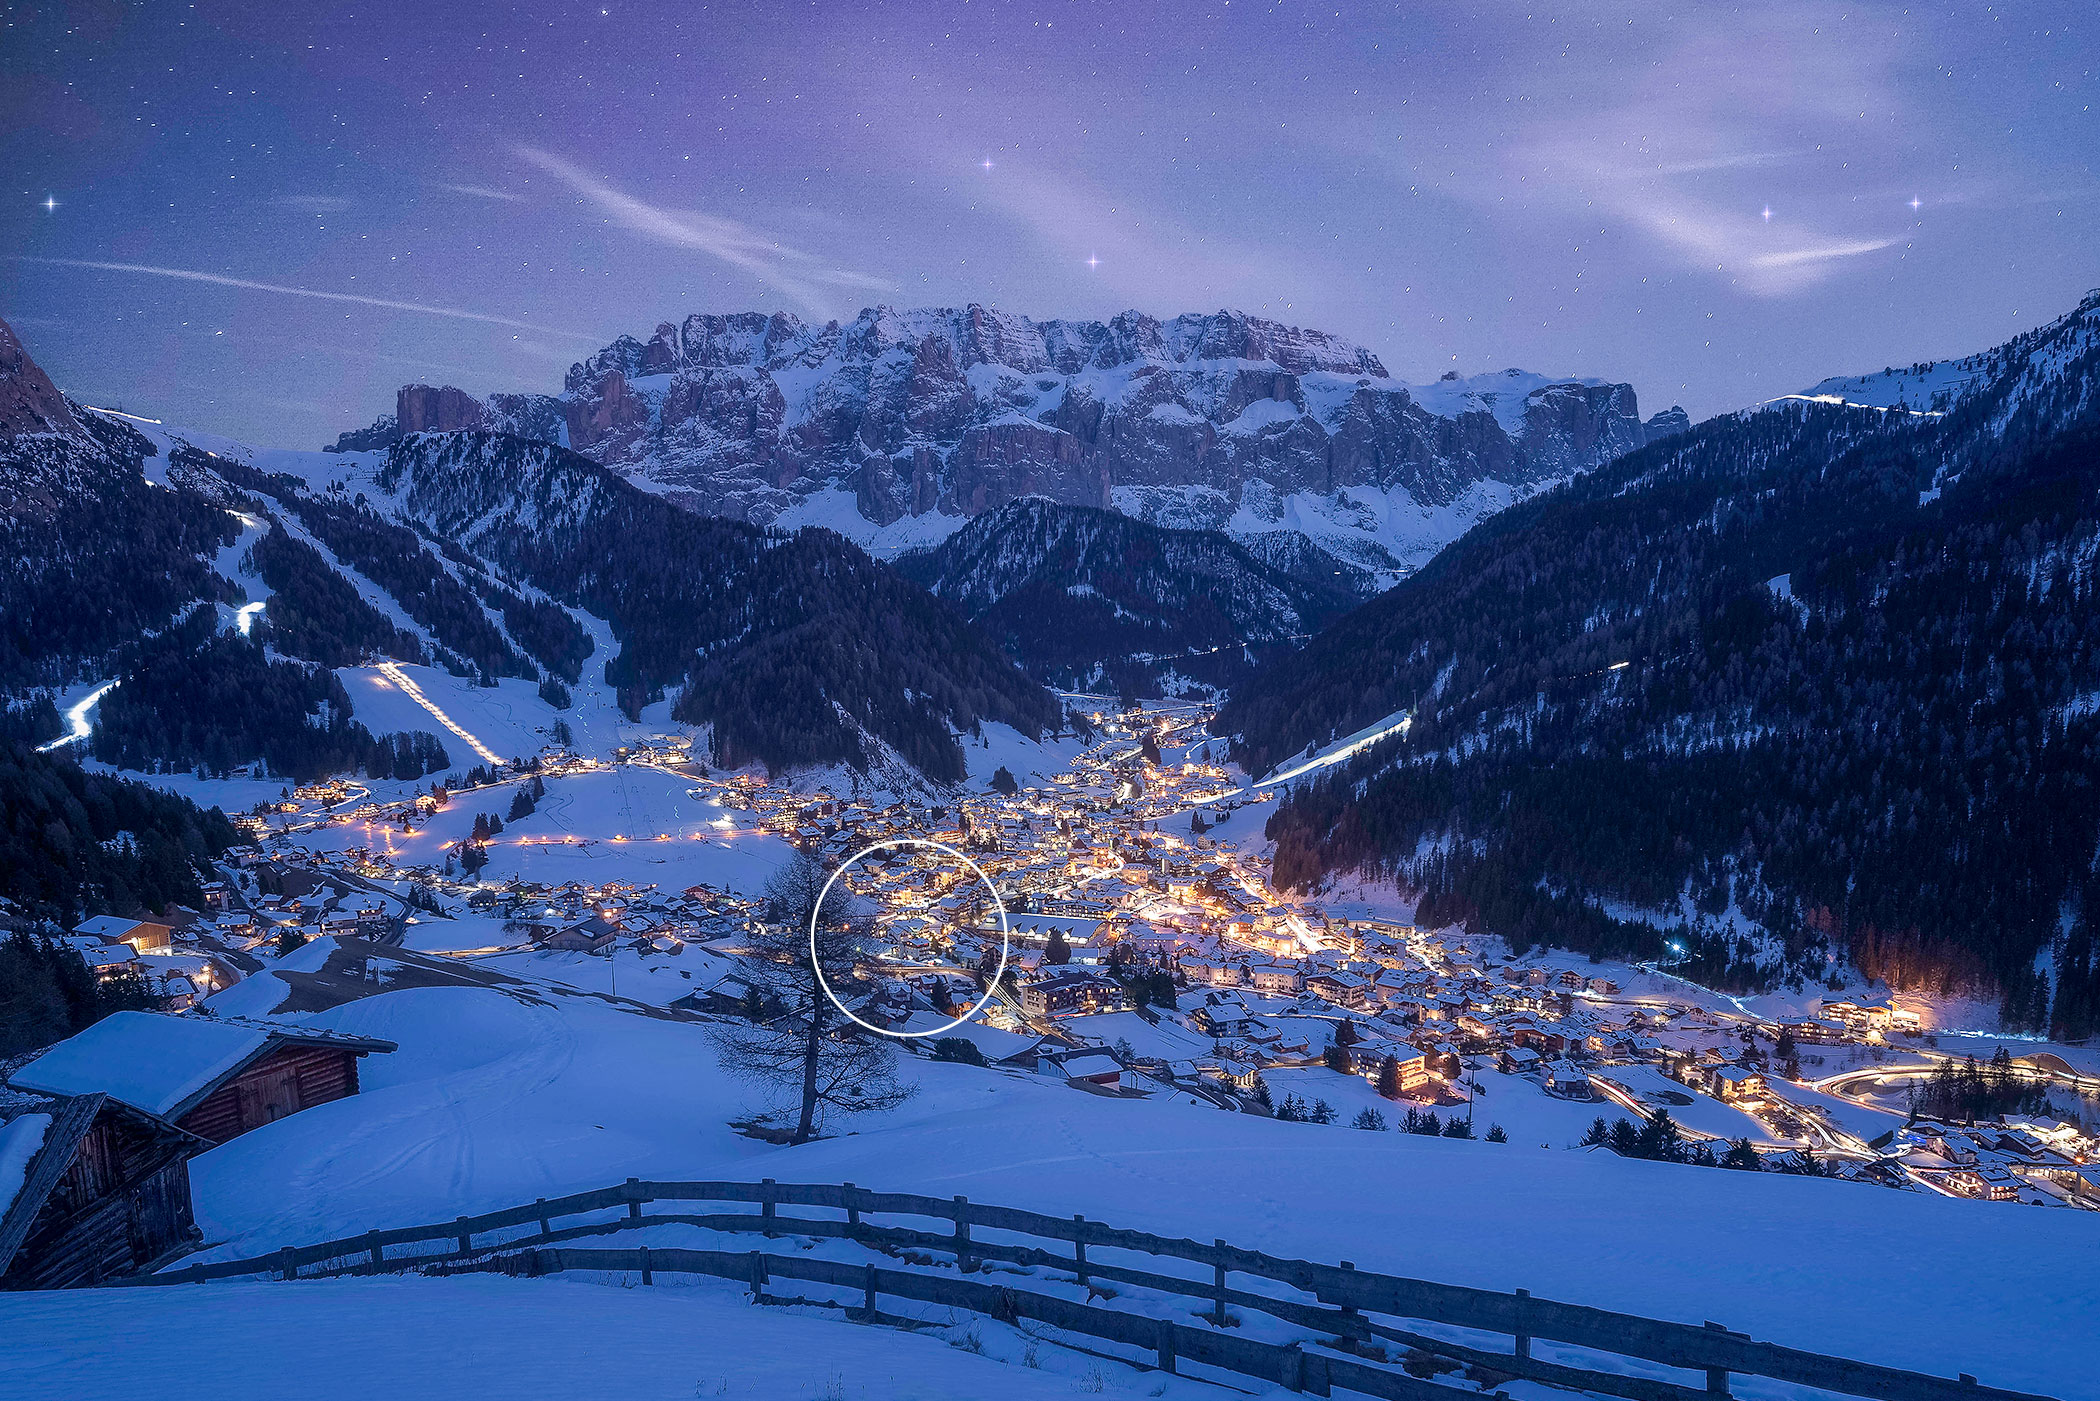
[333,306,1650,553]
[0,315,82,443]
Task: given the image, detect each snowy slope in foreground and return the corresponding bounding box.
[0,1273,1158,1401]
[164,984,2099,1399]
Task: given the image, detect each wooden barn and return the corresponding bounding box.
[0,1090,203,1289]
[7,1012,397,1146]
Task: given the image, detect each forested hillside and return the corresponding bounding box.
[0,744,237,925]
[896,499,1366,696]
[1225,292,2100,1032]
[0,404,234,689]
[371,431,1061,781]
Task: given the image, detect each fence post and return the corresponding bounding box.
[1514,1287,1532,1360]
[953,1195,972,1272]
[844,1181,860,1230]
[638,1244,653,1286]
[1703,1322,1731,1396]
[1302,1349,1332,1398]
[1212,1239,1230,1324]
[749,1250,767,1299]
[863,1261,878,1316]
[278,1247,296,1282]
[1282,1342,1305,1394]
[1155,1317,1176,1374]
[455,1216,473,1254]
[1336,1260,1362,1339]
[365,1230,383,1273]
[762,1178,777,1238]
[626,1176,644,1221]
[1072,1214,1088,1286]
[535,1197,551,1237]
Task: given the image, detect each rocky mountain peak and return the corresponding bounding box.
[331,302,1648,573]
[0,314,83,442]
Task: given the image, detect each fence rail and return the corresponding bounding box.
[127,1179,2053,1401]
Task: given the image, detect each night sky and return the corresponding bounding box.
[4,1,2094,448]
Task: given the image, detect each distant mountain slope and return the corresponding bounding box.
[894,499,1366,696]
[362,430,1060,780]
[1223,290,2100,1032]
[327,305,1655,578]
[0,314,1057,787]
[0,325,234,690]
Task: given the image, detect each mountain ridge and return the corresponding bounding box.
[1222,289,2100,1031]
[328,303,1666,577]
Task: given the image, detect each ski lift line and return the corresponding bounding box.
[374,660,504,765]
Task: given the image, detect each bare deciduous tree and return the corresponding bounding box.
[718,851,911,1143]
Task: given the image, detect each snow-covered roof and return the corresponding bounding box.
[0,1112,52,1228]
[7,1013,395,1119]
[73,914,155,940]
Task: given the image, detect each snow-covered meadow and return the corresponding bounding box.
[16,975,2085,1400]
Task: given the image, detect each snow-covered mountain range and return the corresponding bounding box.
[329,305,1684,579]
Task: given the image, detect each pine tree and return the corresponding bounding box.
[1309,1098,1337,1125]
[1607,1118,1641,1155]
[1442,1115,1473,1139]
[1581,1116,1610,1147]
[1485,1124,1508,1143]
[1376,1054,1402,1099]
[1323,1042,1353,1074]
[1351,1107,1387,1131]
[1635,1110,1684,1162]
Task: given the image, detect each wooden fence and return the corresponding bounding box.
[126,1179,2054,1401]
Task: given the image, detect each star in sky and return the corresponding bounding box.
[981,158,994,171]
[1910,195,1923,212]
[1086,253,1100,270]
[1761,205,1773,222]
[42,195,57,212]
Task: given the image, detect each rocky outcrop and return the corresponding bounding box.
[0,314,82,441]
[333,305,1649,539]
[397,383,487,434]
[325,413,400,453]
[1644,405,1692,442]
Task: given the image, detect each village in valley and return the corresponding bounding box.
[11,687,2099,1301]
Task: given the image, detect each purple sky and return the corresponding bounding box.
[5,0,2094,446]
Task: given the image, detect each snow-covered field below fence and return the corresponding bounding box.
[24,975,2082,1401]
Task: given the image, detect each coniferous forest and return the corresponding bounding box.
[1229,301,2100,1030]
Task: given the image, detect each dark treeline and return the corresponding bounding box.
[190,445,530,682]
[288,489,530,681]
[488,586,590,683]
[368,730,451,781]
[0,695,63,748]
[1233,298,2100,1026]
[1908,1049,2052,1123]
[0,932,161,1058]
[247,524,424,667]
[0,413,234,688]
[896,499,1359,693]
[377,432,1058,780]
[0,745,236,925]
[90,619,369,781]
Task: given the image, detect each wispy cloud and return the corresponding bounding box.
[1464,9,1909,296]
[437,182,525,202]
[14,257,603,340]
[962,159,1286,310]
[517,148,895,316]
